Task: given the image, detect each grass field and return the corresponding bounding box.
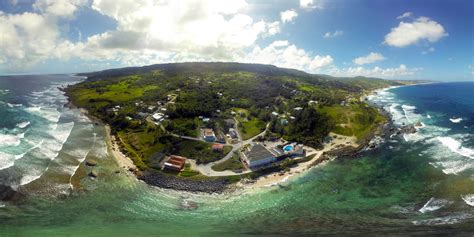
[234,108,266,140]
[239,118,266,140]
[211,153,244,172]
[319,103,386,141]
[172,140,232,164]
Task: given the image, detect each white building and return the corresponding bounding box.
[241,144,277,169]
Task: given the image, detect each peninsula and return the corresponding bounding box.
[65,62,419,192]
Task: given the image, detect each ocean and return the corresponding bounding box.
[0,75,472,236]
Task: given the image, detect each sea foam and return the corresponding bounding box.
[461,194,474,206]
[450,117,463,123]
[16,121,30,129]
[436,136,474,159]
[418,197,452,213]
[0,132,25,146]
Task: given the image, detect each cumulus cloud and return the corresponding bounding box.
[1,0,286,70]
[353,52,386,65]
[329,64,421,78]
[300,0,323,10]
[396,12,412,19]
[245,40,333,73]
[384,16,448,47]
[323,30,343,38]
[0,11,62,70]
[280,9,298,23]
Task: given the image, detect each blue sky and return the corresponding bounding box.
[0,0,472,80]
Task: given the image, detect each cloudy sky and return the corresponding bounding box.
[0,0,472,80]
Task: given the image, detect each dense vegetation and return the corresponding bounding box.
[67,62,409,174]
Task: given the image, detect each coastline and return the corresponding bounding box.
[240,133,358,189]
[67,83,398,194]
[104,125,137,173]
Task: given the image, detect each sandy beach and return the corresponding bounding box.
[104,125,137,172]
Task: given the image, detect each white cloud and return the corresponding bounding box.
[323,30,343,38]
[0,12,61,70]
[384,16,448,47]
[280,9,298,23]
[396,12,412,19]
[1,0,285,70]
[33,0,87,18]
[266,21,281,35]
[469,65,474,75]
[329,64,421,78]
[299,0,323,11]
[245,40,333,73]
[421,47,435,55]
[353,52,386,65]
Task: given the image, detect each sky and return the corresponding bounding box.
[0,0,472,81]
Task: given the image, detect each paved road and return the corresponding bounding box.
[191,123,270,176]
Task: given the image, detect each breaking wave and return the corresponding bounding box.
[450,117,463,123]
[0,132,25,147]
[418,197,452,213]
[461,194,474,206]
[436,136,474,159]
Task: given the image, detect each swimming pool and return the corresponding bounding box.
[283,144,294,152]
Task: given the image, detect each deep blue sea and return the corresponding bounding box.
[0,76,473,236]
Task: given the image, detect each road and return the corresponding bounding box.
[190,123,270,176]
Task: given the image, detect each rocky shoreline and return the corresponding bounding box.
[138,170,232,193]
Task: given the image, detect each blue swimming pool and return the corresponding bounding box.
[283,145,294,152]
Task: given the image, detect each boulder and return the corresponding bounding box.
[85,159,97,166]
[0,184,17,201]
[89,170,99,178]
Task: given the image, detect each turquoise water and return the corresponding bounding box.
[283,144,294,152]
[0,76,473,236]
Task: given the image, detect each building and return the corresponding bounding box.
[212,143,224,152]
[203,128,216,142]
[163,155,186,171]
[152,112,165,122]
[227,128,238,139]
[241,144,277,169]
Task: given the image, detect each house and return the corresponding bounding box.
[280,118,288,125]
[294,107,303,111]
[203,128,216,142]
[137,112,149,119]
[212,143,224,152]
[227,128,238,139]
[202,117,210,123]
[271,111,279,116]
[163,155,186,171]
[152,113,165,122]
[241,144,277,169]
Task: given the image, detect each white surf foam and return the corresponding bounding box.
[7,103,22,108]
[0,152,16,170]
[436,136,474,159]
[18,123,74,186]
[412,213,472,225]
[461,194,474,206]
[418,197,452,213]
[0,132,25,146]
[450,117,463,123]
[16,121,30,128]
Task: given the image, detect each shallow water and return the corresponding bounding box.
[0,76,473,236]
